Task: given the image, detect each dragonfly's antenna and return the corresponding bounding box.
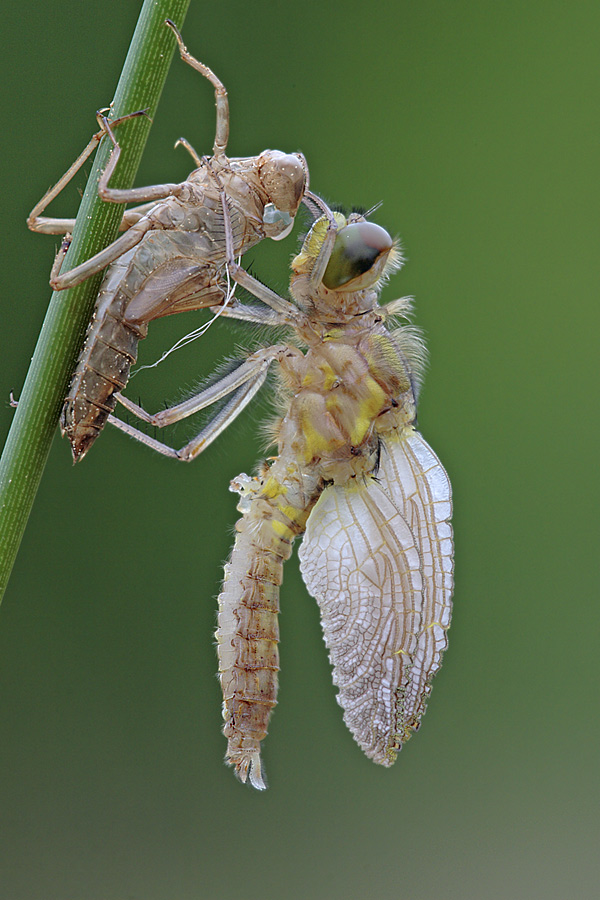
[365,200,383,219]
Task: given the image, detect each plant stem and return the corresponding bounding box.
[0,0,191,601]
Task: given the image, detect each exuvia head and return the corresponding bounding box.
[258,151,308,240]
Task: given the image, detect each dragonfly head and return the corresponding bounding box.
[294,212,403,291]
[258,150,307,240]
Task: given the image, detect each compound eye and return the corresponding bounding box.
[322,222,393,290]
[262,203,294,241]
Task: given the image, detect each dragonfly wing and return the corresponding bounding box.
[376,428,453,731]
[298,427,453,765]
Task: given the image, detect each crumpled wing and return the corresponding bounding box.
[298,426,453,765]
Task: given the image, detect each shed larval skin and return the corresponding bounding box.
[59,149,306,462]
[27,20,307,462]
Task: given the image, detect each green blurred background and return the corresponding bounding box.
[1,1,598,898]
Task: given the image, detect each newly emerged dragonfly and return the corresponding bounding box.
[108,190,454,790]
[28,20,307,462]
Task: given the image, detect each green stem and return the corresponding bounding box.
[0,0,191,601]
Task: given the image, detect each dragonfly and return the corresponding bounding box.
[107,187,454,790]
[27,20,307,462]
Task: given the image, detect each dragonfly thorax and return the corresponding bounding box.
[276,327,415,483]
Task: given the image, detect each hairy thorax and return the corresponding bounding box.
[277,308,417,484]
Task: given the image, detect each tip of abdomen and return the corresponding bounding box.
[228,748,267,791]
[60,395,112,463]
[67,433,96,464]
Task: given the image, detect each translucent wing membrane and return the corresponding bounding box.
[375,429,453,729]
[299,427,453,763]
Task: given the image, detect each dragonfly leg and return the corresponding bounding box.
[27,126,108,236]
[109,368,269,461]
[95,114,183,205]
[176,373,267,460]
[119,200,163,229]
[226,254,302,320]
[49,217,155,291]
[165,19,229,159]
[216,300,292,327]
[30,114,190,291]
[116,344,286,427]
[28,199,159,240]
[49,236,73,284]
[27,110,149,235]
[302,190,339,289]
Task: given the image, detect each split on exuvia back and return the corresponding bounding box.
[28,22,454,789]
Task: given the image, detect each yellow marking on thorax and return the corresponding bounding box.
[299,413,345,461]
[301,360,339,391]
[322,369,340,391]
[323,327,344,341]
[361,332,411,394]
[353,376,387,444]
[324,374,386,446]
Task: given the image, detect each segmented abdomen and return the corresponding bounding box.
[60,230,227,462]
[216,465,319,789]
[60,250,146,461]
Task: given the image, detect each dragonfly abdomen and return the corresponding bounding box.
[216,464,320,789]
[60,252,146,461]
